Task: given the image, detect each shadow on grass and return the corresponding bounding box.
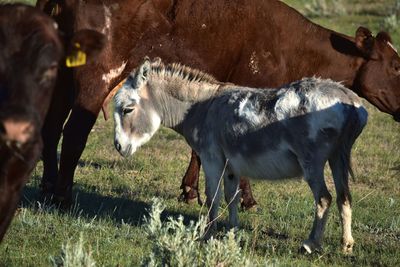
[20,184,198,228]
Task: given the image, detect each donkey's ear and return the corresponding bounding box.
[355,27,375,58]
[135,58,151,87]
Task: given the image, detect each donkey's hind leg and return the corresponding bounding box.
[301,163,332,254]
[329,151,354,254]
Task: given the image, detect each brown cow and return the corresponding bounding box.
[36,0,400,209]
[0,4,105,242]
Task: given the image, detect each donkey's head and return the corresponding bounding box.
[113,58,161,157]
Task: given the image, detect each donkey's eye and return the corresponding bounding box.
[122,107,134,115]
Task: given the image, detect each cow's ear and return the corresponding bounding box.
[66,30,106,68]
[376,31,393,44]
[355,27,376,58]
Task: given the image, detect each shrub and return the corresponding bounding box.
[382,0,400,32]
[50,234,96,267]
[141,198,262,267]
[304,0,347,18]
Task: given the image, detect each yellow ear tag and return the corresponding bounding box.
[50,3,61,17]
[66,43,87,68]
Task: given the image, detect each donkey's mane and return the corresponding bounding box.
[149,61,219,85]
[147,61,222,102]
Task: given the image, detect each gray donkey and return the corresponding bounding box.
[113,58,368,253]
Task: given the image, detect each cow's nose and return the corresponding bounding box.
[115,141,122,152]
[0,120,34,144]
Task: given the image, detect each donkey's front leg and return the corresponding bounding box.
[302,167,332,254]
[202,157,224,239]
[224,173,240,229]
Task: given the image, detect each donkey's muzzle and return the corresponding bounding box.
[114,141,132,157]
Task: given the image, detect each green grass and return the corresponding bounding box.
[1,0,400,266]
[0,0,36,5]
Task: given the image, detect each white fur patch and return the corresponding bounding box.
[102,5,112,40]
[305,89,340,112]
[237,93,265,125]
[102,61,127,85]
[249,52,260,75]
[274,90,301,121]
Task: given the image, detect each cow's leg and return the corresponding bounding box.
[301,165,332,254]
[179,150,202,204]
[179,151,258,210]
[53,76,108,206]
[202,156,224,239]
[224,173,240,229]
[53,105,99,206]
[239,177,257,210]
[329,152,354,254]
[40,70,73,197]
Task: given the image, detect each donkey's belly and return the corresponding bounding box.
[228,149,303,180]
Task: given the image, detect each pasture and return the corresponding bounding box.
[1,0,399,266]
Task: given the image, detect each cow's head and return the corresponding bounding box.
[355,27,400,122]
[0,4,105,150]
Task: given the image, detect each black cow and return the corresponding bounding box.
[0,4,105,242]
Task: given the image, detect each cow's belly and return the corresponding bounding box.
[228,149,303,180]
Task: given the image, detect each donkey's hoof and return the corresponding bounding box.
[342,239,354,254]
[300,240,321,254]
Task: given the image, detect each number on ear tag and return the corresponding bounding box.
[66,43,87,68]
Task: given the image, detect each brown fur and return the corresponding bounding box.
[36,0,400,207]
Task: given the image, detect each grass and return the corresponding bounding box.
[1,0,400,266]
[0,0,36,5]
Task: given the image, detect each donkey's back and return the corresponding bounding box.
[199,77,367,181]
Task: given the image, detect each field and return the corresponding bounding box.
[1,0,400,266]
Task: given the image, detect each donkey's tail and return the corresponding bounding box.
[338,105,368,182]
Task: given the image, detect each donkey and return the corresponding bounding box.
[114,58,368,253]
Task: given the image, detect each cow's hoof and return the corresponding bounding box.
[52,195,73,210]
[39,182,55,200]
[300,239,321,254]
[240,198,258,211]
[178,187,202,205]
[39,190,54,203]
